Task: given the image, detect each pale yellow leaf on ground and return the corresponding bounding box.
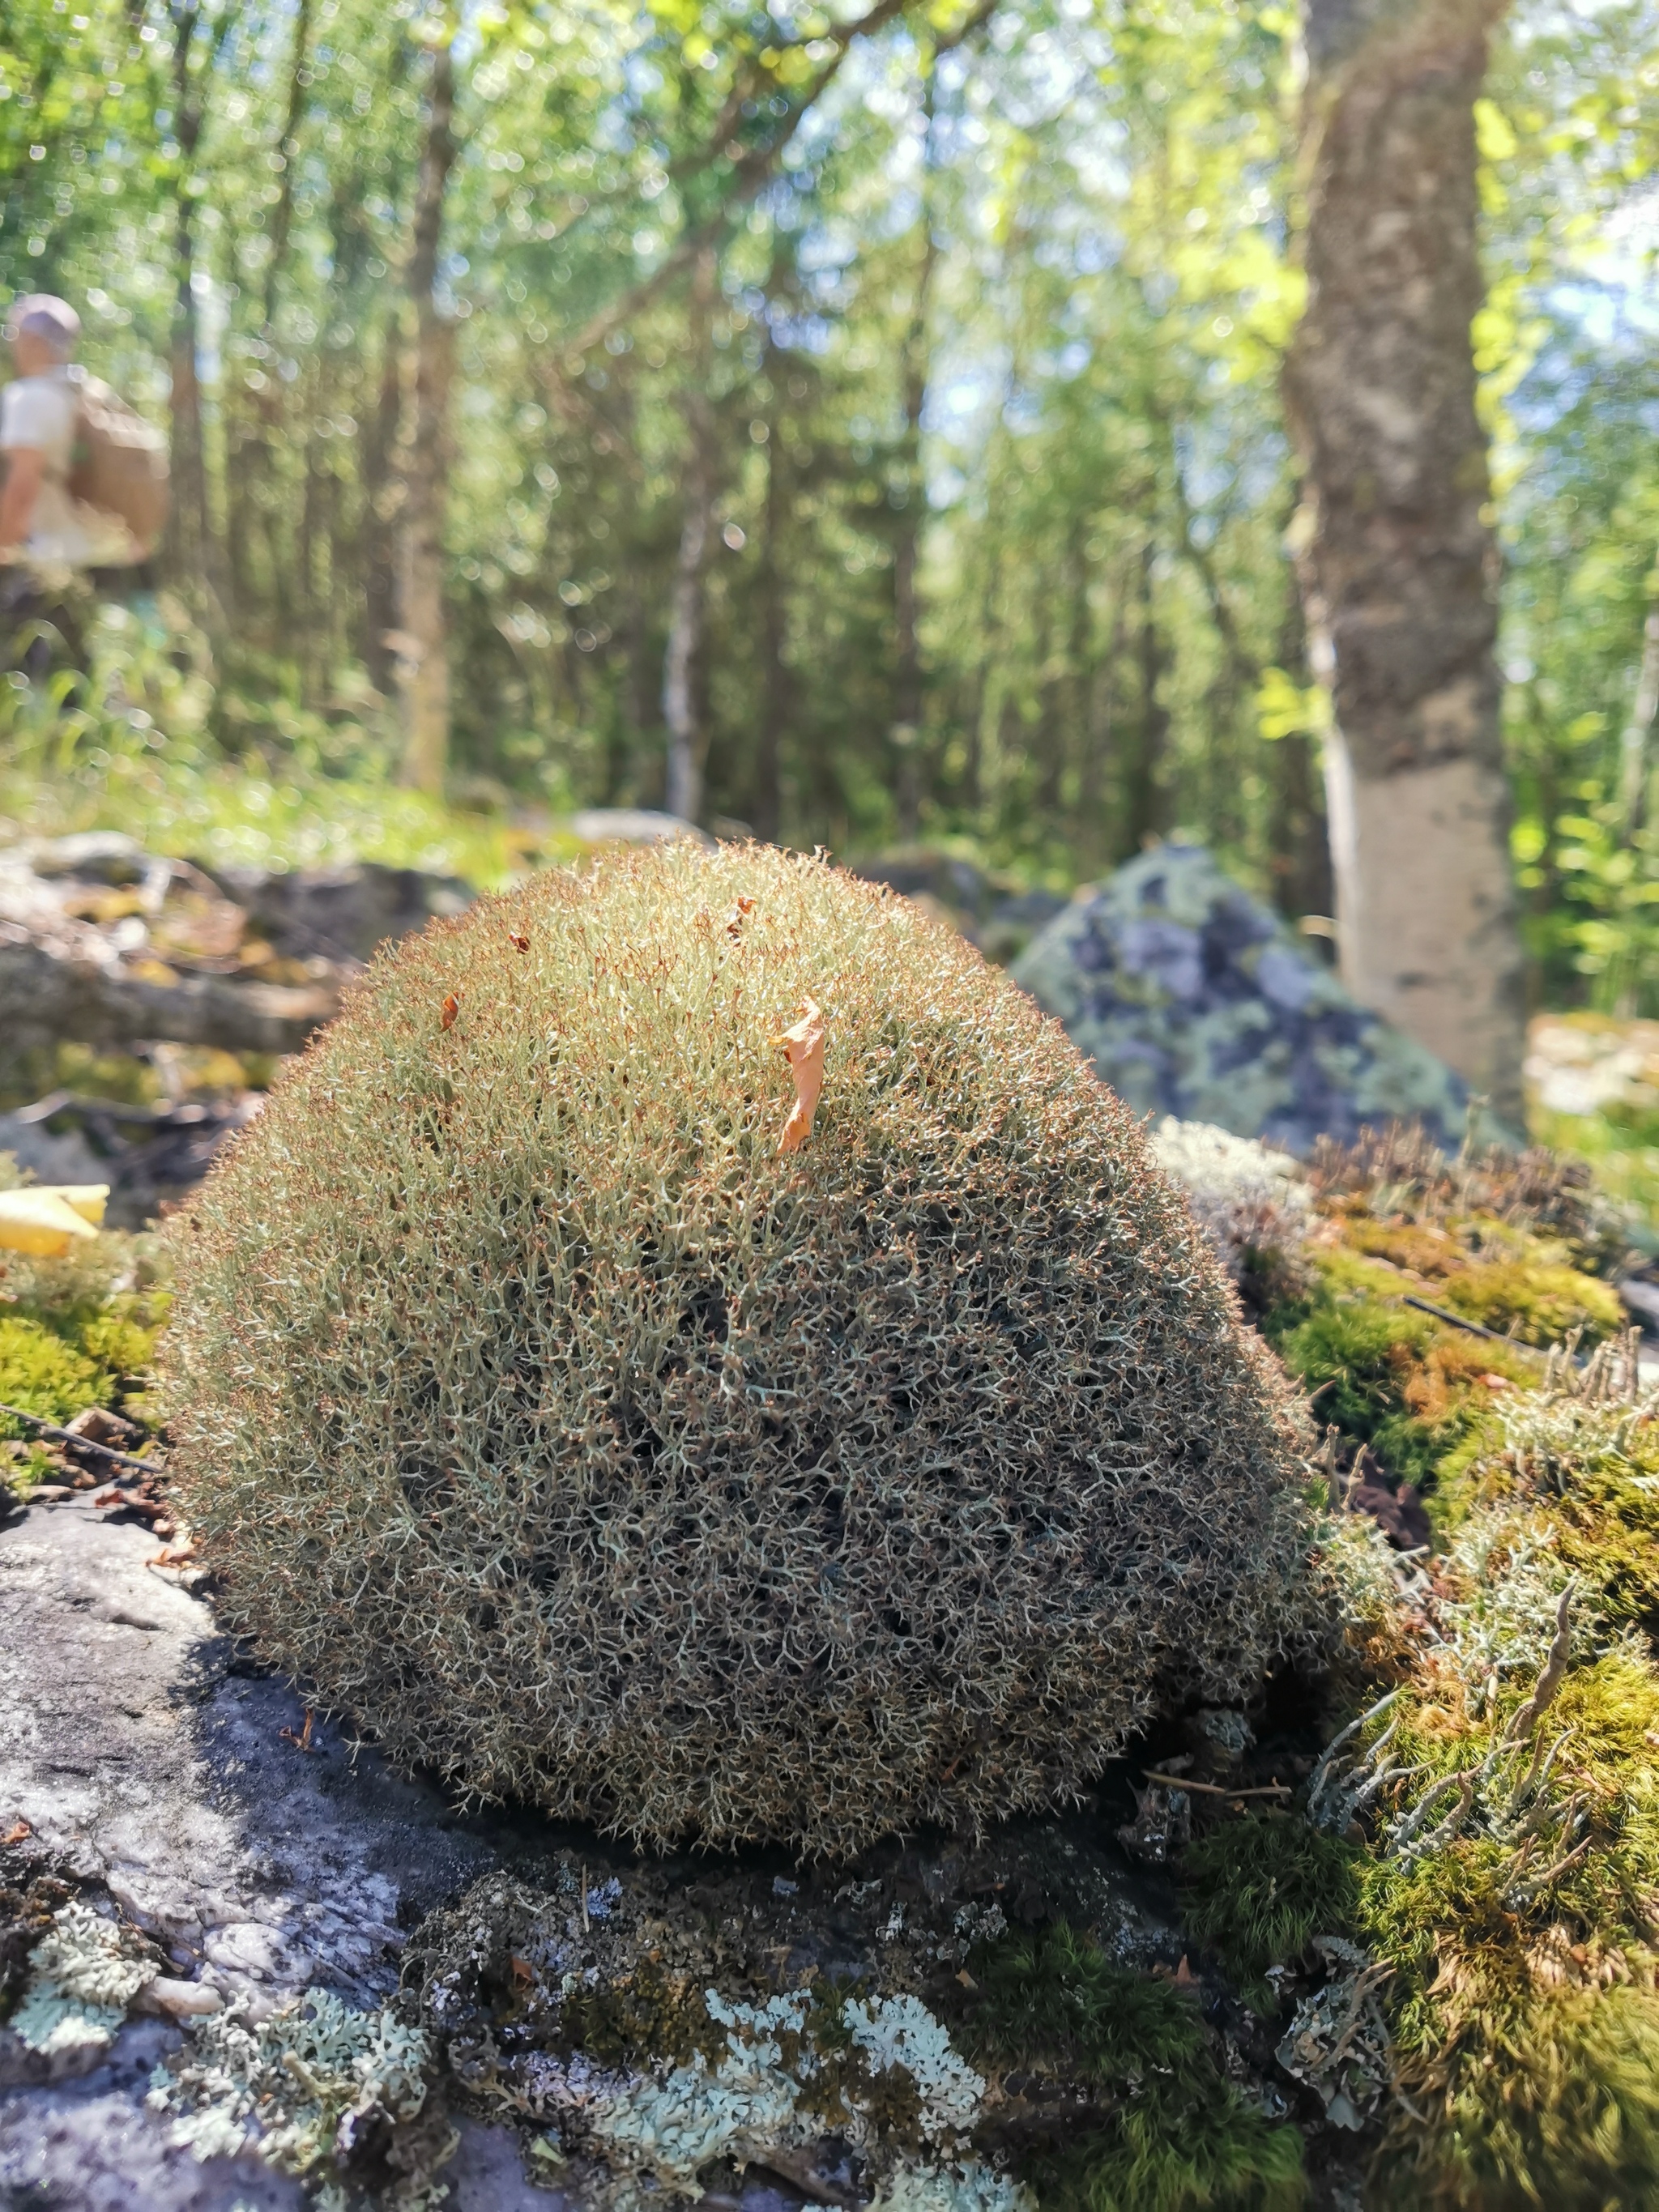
[0,1186,109,1257]
[774,997,826,1154]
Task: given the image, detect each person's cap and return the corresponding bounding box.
[4,294,81,349]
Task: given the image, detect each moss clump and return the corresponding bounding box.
[1179,1815,1361,2003]
[0,1316,113,1437]
[1435,1259,1624,1349]
[965,1924,1305,2212]
[560,1960,726,2069]
[165,844,1307,1855]
[0,1161,169,1452]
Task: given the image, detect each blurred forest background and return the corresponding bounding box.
[0,0,1656,1027]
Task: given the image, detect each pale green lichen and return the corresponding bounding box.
[842,1993,986,2142]
[519,1981,1005,2209]
[146,1985,448,2207]
[10,1899,158,2055]
[866,2156,1034,2212]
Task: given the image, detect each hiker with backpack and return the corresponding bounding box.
[0,292,168,675]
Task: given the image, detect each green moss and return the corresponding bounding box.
[0,1318,113,1437]
[965,1925,1305,2212]
[967,1924,1209,2081]
[1378,1978,1659,2212]
[75,1310,164,1383]
[1179,1815,1362,2003]
[1437,1259,1624,1349]
[1269,1292,1431,1447]
[558,1960,724,2069]
[1034,2094,1307,2212]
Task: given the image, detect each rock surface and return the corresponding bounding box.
[0,1498,570,2207]
[1012,842,1477,1155]
[0,1499,1199,2211]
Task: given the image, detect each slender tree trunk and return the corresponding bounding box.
[1078,587,1124,878]
[1618,589,1659,834]
[890,70,938,842]
[360,321,402,693]
[395,40,458,795]
[663,249,717,824]
[1123,537,1168,856]
[1268,573,1333,923]
[164,6,220,608]
[263,0,313,331]
[754,410,788,842]
[1285,0,1525,1123]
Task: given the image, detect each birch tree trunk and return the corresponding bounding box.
[1285,0,1526,1126]
[663,249,716,825]
[395,40,458,796]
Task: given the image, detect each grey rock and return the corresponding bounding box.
[1011,842,1478,1156]
[201,861,475,969]
[0,2020,305,2211]
[567,808,715,850]
[0,1505,569,2209]
[0,1110,106,1187]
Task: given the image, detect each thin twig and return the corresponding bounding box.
[1141,1772,1290,1799]
[1401,1295,1541,1352]
[0,1402,163,1477]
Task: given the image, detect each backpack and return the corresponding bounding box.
[66,369,169,560]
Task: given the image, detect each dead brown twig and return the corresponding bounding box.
[0,1402,164,1477]
[1141,1771,1291,1799]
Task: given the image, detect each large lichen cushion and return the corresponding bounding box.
[1012,843,1473,1157]
[168,844,1306,1855]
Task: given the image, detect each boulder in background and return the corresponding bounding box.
[1012,842,1477,1156]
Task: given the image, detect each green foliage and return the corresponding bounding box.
[0,1169,169,1447]
[0,1317,111,1438]
[165,843,1307,1855]
[0,605,535,888]
[965,1924,1305,2212]
[1179,1816,1361,2002]
[968,1923,1208,2082]
[1437,1259,1625,1349]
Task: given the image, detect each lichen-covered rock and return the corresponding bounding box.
[1011,843,1472,1155]
[166,842,1308,1856]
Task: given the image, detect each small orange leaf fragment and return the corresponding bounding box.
[774,996,825,1154]
[725,895,757,940]
[440,991,462,1030]
[509,930,531,953]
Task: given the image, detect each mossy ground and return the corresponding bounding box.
[1237,1134,1659,2209]
[0,1153,168,1477]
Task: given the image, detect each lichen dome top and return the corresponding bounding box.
[166,843,1307,1856]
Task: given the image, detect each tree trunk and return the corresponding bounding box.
[1267,572,1333,923]
[164,6,220,611]
[890,70,938,843]
[754,407,788,843]
[360,320,403,693]
[1284,0,1525,1125]
[663,249,717,825]
[1618,590,1659,834]
[262,0,314,331]
[395,40,458,795]
[1123,537,1167,857]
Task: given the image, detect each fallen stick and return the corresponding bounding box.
[1401,1294,1540,1351]
[1142,1772,1291,1799]
[0,1402,164,1477]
